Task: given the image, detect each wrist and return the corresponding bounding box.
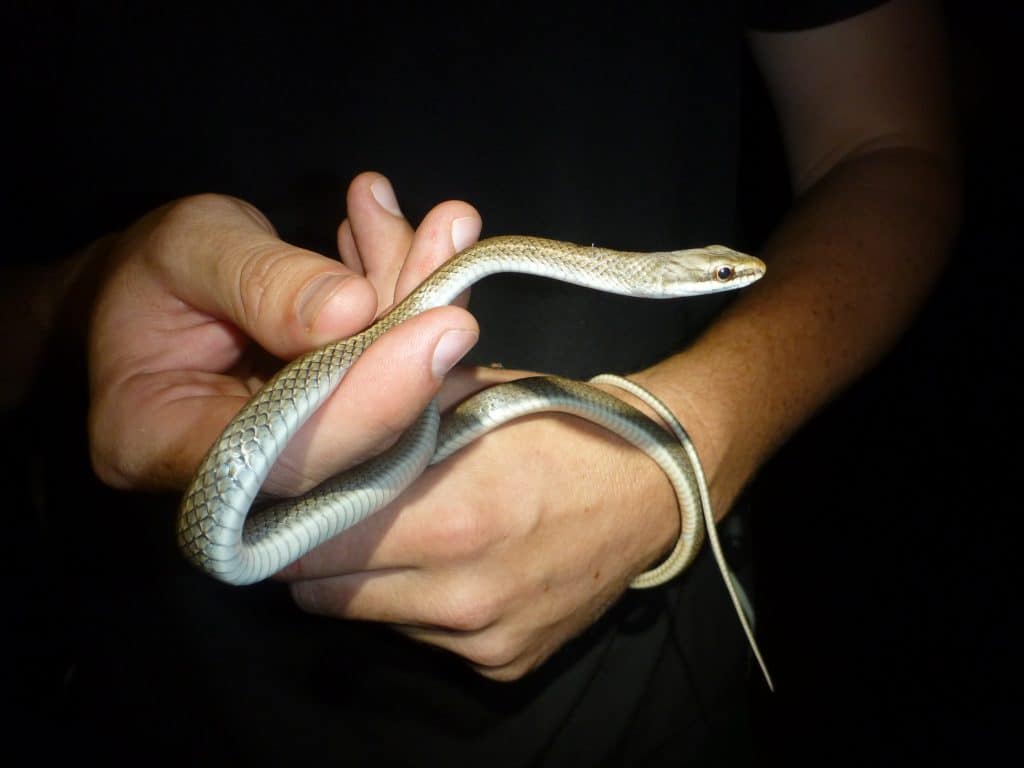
[627,355,757,521]
[533,405,681,580]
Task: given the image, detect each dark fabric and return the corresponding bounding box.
[11,1,888,765]
[743,0,891,30]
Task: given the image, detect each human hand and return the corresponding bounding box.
[88,186,480,496]
[283,368,682,680]
[280,175,684,681]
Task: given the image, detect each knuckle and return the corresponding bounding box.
[149,193,271,267]
[155,194,227,240]
[289,580,327,616]
[87,399,134,489]
[232,241,293,330]
[476,662,529,683]
[167,192,240,222]
[289,579,355,620]
[462,631,522,671]
[139,194,230,269]
[226,196,277,234]
[425,503,495,561]
[438,583,501,633]
[88,440,132,490]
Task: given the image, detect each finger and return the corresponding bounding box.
[437,365,533,411]
[287,565,532,677]
[90,194,482,493]
[344,172,414,309]
[336,218,364,274]
[149,194,379,358]
[90,365,254,491]
[287,564,500,634]
[393,202,481,307]
[345,173,481,309]
[98,302,478,493]
[262,304,479,495]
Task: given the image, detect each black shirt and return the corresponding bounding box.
[12,1,886,765]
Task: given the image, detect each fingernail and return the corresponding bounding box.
[370,179,403,217]
[451,217,479,253]
[298,273,347,330]
[431,329,478,378]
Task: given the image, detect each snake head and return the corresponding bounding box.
[656,244,766,296]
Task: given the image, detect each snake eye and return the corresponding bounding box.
[716,265,734,281]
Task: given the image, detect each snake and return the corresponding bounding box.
[176,235,771,685]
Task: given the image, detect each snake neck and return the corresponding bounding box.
[375,236,667,338]
[324,235,759,367]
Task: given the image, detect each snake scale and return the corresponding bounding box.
[176,235,771,685]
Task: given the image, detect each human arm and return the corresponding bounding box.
[281,0,959,681]
[631,0,960,517]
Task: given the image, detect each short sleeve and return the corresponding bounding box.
[743,0,892,31]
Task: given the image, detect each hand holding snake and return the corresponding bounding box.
[90,173,767,682]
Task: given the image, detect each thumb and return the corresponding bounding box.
[153,194,380,357]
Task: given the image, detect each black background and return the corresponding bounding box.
[5,2,1019,763]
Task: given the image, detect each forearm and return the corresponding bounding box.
[634,145,960,515]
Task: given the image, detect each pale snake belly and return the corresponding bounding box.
[176,235,771,686]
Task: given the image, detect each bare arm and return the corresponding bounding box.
[633,0,961,516]
[279,1,961,682]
